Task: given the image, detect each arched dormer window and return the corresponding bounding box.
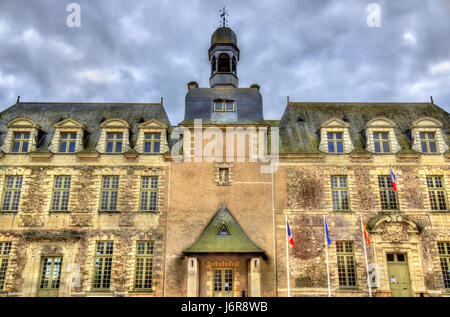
[364,118,400,154]
[49,118,86,153]
[410,117,448,154]
[1,117,40,153]
[318,118,354,154]
[96,118,131,154]
[218,53,230,72]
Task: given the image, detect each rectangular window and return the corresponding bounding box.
[144,133,161,153]
[93,241,114,290]
[331,176,349,211]
[378,176,399,210]
[214,100,235,112]
[105,132,123,153]
[420,132,437,153]
[327,132,344,153]
[0,242,12,290]
[59,132,77,153]
[373,132,390,153]
[427,176,447,211]
[39,257,62,292]
[438,242,450,290]
[336,241,357,288]
[225,101,235,111]
[140,177,158,211]
[100,176,119,211]
[51,176,71,211]
[11,132,30,153]
[2,176,23,212]
[134,241,154,290]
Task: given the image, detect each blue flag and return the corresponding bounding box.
[325,218,331,245]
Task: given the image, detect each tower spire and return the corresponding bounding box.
[220,7,229,27]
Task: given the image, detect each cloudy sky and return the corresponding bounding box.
[0,0,449,124]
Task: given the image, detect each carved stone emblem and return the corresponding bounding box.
[41,244,63,256]
[374,216,412,244]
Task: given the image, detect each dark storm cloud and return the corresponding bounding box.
[0,0,449,124]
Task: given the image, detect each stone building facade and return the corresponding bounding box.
[0,25,449,297]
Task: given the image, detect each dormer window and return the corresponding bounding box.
[214,99,235,112]
[1,117,39,154]
[144,133,161,153]
[364,118,400,154]
[135,119,168,154]
[318,118,354,154]
[411,118,448,154]
[59,132,77,153]
[49,118,85,154]
[373,132,390,153]
[12,132,30,153]
[218,224,230,236]
[106,132,123,153]
[327,132,344,153]
[96,118,131,154]
[420,132,437,153]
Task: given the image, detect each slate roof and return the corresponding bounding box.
[184,204,264,254]
[279,102,450,154]
[0,102,171,152]
[182,87,264,124]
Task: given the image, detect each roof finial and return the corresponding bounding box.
[287,96,290,104]
[220,7,229,27]
[161,97,164,105]
[16,96,20,103]
[430,96,434,104]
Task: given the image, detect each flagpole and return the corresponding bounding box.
[323,215,331,297]
[285,214,291,297]
[360,214,372,297]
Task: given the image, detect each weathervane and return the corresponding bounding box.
[220,7,229,27]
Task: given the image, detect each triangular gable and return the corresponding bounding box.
[183,204,264,254]
[53,118,86,129]
[138,119,168,129]
[319,117,350,128]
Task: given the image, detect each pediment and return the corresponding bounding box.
[138,119,168,129]
[7,117,39,129]
[365,117,396,128]
[54,118,86,129]
[411,117,443,128]
[100,118,131,129]
[320,117,349,128]
[366,215,423,244]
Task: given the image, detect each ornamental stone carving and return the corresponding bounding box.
[368,215,422,244]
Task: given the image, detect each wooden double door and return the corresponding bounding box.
[387,253,412,297]
[213,268,234,297]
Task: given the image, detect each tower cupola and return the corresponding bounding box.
[209,9,239,88]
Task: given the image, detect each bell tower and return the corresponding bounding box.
[209,8,239,88]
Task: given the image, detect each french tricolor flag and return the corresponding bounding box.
[287,220,295,247]
[390,167,398,192]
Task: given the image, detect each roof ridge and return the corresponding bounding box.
[288,101,433,106]
[17,102,163,106]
